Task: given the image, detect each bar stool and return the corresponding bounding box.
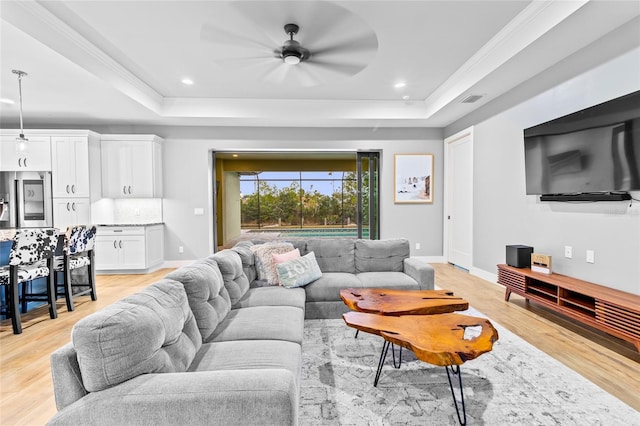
[0,228,59,334]
[54,225,97,312]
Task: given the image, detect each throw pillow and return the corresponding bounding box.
[273,248,300,264]
[276,251,322,288]
[250,242,295,285]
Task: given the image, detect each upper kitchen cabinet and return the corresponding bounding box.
[101,135,163,198]
[51,136,91,197]
[0,135,51,171]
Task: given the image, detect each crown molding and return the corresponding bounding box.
[422,0,588,118]
[1,0,164,113]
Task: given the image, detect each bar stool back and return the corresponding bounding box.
[55,225,97,311]
[0,228,59,334]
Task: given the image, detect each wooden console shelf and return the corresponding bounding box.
[497,264,640,351]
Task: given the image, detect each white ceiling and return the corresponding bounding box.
[0,0,639,129]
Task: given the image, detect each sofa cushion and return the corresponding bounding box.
[355,238,409,272]
[71,279,202,392]
[276,251,322,288]
[306,239,356,273]
[209,306,304,344]
[356,271,419,289]
[210,250,250,306]
[303,272,361,302]
[233,286,306,310]
[188,340,302,389]
[165,258,231,342]
[251,242,295,285]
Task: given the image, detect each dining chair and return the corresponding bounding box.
[0,228,59,334]
[54,225,97,312]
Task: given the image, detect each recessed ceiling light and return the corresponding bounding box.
[402,95,410,100]
[232,154,239,158]
[0,98,15,105]
[181,78,194,85]
[394,81,406,89]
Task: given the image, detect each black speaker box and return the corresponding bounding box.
[506,245,534,268]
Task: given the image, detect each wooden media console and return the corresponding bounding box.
[497,264,640,351]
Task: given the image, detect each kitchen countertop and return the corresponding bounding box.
[96,223,164,227]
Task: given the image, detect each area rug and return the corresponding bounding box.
[300,309,640,425]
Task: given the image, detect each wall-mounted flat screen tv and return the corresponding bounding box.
[524,90,640,196]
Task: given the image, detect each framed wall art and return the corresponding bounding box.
[394,154,434,203]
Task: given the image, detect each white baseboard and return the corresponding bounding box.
[470,267,498,285]
[163,260,195,269]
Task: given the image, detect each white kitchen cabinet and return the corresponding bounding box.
[53,198,91,230]
[100,135,163,198]
[51,136,90,197]
[0,135,51,171]
[95,224,164,272]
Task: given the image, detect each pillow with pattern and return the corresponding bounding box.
[250,242,295,285]
[276,251,322,288]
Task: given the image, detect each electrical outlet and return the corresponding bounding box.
[179,246,184,254]
[586,250,595,263]
[564,246,572,259]
[415,242,421,250]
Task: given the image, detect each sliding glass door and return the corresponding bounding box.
[357,151,380,240]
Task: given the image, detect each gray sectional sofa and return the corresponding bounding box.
[48,238,434,425]
[233,238,435,318]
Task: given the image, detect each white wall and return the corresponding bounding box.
[448,48,640,294]
[159,128,444,261]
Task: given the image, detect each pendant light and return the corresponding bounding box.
[12,69,28,154]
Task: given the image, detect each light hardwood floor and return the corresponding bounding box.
[1,263,638,425]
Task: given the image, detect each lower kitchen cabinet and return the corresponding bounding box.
[95,224,163,273]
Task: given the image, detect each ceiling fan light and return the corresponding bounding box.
[283,52,301,65]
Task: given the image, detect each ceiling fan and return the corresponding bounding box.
[279,23,310,65]
[200,5,378,87]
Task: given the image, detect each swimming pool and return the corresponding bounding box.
[247,228,369,238]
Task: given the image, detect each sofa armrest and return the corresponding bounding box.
[50,343,88,411]
[48,369,299,426]
[403,258,435,290]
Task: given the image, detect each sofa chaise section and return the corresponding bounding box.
[49,278,301,425]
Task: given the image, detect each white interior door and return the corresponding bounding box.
[446,129,473,270]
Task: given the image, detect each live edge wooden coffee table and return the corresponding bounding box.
[340,288,498,425]
[340,288,469,316]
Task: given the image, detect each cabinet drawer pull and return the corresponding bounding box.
[66,184,70,194]
[24,158,27,168]
[72,202,76,211]
[119,240,123,249]
[123,185,127,194]
[113,240,117,249]
[128,186,132,194]
[18,158,22,167]
[71,184,75,194]
[66,202,71,212]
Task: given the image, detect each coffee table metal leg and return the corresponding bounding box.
[445,365,467,425]
[391,344,402,369]
[374,340,392,387]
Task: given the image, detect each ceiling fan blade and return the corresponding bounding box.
[211,54,276,68]
[201,22,273,51]
[305,60,369,77]
[261,62,291,86]
[310,32,378,57]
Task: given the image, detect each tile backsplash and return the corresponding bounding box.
[92,198,162,224]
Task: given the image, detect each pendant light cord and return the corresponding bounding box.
[12,69,28,140]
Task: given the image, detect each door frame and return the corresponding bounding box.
[443,127,474,270]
